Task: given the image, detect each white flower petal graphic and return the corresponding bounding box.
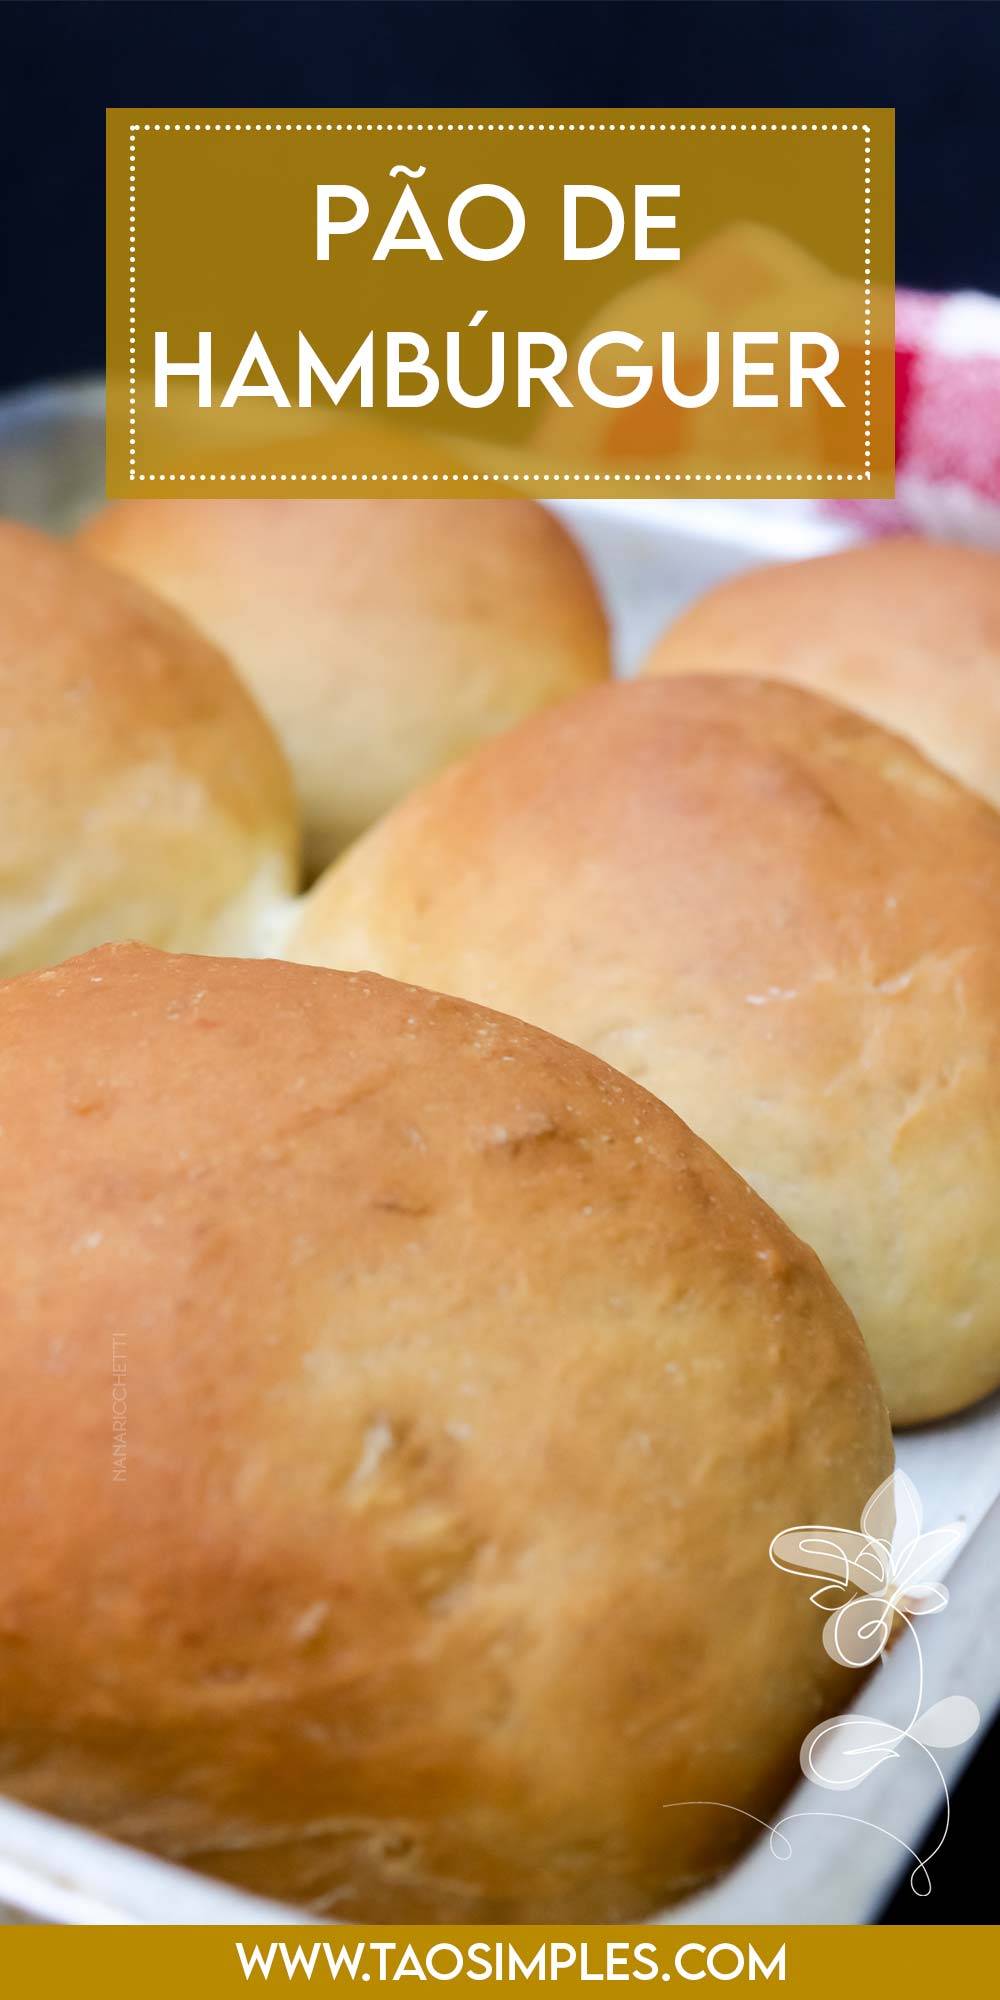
[810,1581,852,1611]
[897,1580,950,1618]
[769,1527,889,1595]
[862,1470,910,1554]
[910,1697,981,1749]
[894,1523,965,1591]
[801,1713,902,1790]
[822,1593,893,1668]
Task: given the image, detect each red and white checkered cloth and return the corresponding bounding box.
[835,290,1000,544]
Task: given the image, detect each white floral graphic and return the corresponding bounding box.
[664,1470,980,1898]
[769,1469,962,1670]
[767,1469,980,1890]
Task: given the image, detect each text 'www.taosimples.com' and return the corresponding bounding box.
[236,1942,787,1985]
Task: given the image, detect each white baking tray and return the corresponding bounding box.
[1,379,998,1926]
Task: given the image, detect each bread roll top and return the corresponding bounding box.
[78,498,610,874]
[0,520,298,972]
[643,536,1000,813]
[289,674,1000,1425]
[0,943,888,1921]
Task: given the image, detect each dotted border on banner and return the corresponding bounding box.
[126,121,874,485]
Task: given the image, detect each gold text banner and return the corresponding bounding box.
[106,108,894,496]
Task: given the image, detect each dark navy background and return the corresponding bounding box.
[0,0,995,1923]
[2,0,1000,390]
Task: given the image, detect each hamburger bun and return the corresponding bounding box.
[77,499,610,875]
[0,520,297,973]
[0,943,889,1921]
[643,537,1000,812]
[288,675,1000,1426]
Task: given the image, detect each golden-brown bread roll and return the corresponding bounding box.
[0,943,889,1921]
[289,675,1000,1427]
[643,537,1000,811]
[0,520,297,973]
[77,499,610,876]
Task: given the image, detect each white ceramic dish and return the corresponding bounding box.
[0,379,997,1925]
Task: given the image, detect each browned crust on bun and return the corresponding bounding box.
[0,520,298,972]
[79,499,610,875]
[290,673,1000,1425]
[644,536,1000,812]
[0,943,888,1920]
